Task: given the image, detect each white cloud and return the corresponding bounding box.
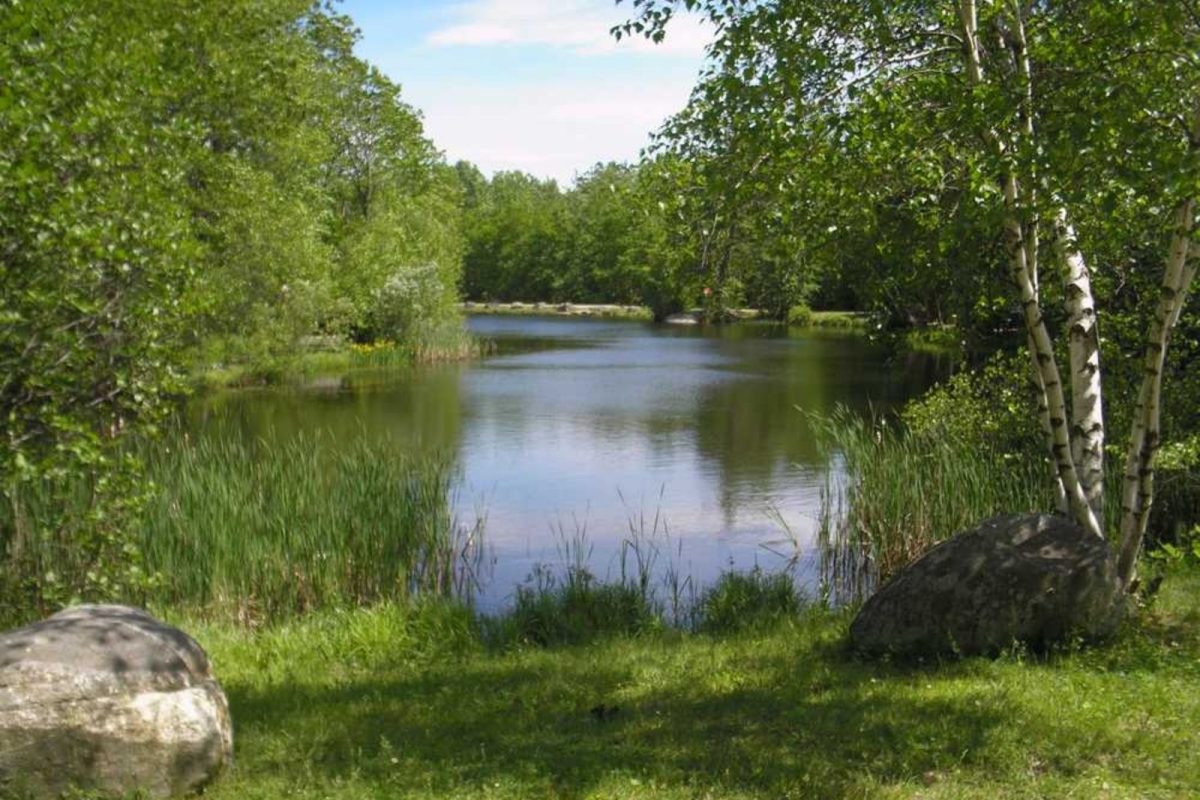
[408,78,695,184]
[346,0,710,184]
[428,0,710,57]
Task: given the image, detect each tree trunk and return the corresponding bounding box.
[958,0,1100,537]
[1026,332,1069,514]
[1003,181,1102,539]
[1117,199,1196,584]
[1054,210,1105,520]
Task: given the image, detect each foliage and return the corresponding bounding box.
[901,352,1042,461]
[365,264,450,344]
[1149,433,1200,548]
[696,568,802,633]
[458,158,798,320]
[1148,525,1200,568]
[1,0,470,615]
[619,0,1200,578]
[1,0,200,615]
[786,303,813,327]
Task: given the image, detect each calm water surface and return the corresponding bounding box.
[191,316,948,610]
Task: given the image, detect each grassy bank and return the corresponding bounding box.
[463,302,871,329]
[901,325,966,357]
[809,310,870,329]
[193,323,488,391]
[180,568,1200,799]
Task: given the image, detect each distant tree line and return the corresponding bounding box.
[454,158,829,322]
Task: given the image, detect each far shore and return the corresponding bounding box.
[463,300,653,320]
[463,301,869,328]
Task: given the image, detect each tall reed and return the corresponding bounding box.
[139,432,483,622]
[813,408,1055,599]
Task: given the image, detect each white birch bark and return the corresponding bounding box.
[1010,6,1070,514]
[959,0,1099,536]
[1054,210,1105,520]
[1004,181,1102,538]
[1117,199,1196,584]
[1027,332,1068,513]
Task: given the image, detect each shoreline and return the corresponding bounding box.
[463,301,653,320]
[463,301,870,329]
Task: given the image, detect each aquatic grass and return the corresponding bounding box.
[482,513,665,647]
[696,567,804,634]
[483,501,804,646]
[411,318,494,364]
[139,432,484,622]
[814,407,1056,598]
[492,566,662,647]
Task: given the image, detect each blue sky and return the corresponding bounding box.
[339,0,712,185]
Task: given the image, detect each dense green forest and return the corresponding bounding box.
[455,157,817,321]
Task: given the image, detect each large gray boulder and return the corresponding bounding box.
[0,605,232,797]
[850,513,1124,657]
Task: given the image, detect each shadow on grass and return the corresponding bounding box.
[221,631,1008,798]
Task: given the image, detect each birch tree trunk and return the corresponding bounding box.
[958,0,1102,538]
[1054,210,1105,520]
[1117,198,1197,584]
[1027,333,1069,514]
[1010,6,1069,515]
[1003,186,1103,538]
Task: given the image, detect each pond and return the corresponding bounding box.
[189,316,949,611]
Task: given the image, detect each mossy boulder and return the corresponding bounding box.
[850,513,1123,657]
[0,605,232,797]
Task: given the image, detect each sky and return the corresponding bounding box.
[339,0,713,186]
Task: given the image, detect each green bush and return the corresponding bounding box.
[1152,434,1200,543]
[697,568,802,634]
[787,303,814,327]
[365,264,450,343]
[495,567,659,647]
[901,350,1042,458]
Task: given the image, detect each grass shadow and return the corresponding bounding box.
[215,624,1010,798]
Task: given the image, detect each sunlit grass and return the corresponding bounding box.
[181,569,1200,800]
[808,310,870,329]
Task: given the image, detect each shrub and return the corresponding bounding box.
[365,264,449,343]
[697,568,802,634]
[901,349,1042,458]
[495,567,659,647]
[787,303,814,327]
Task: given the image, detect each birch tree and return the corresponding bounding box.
[618,0,1200,587]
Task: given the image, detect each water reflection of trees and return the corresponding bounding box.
[684,330,950,517]
[188,367,464,454]
[185,328,949,542]
[463,326,949,522]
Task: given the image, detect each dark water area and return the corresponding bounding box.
[189,316,951,611]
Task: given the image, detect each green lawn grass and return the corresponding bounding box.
[188,569,1200,799]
